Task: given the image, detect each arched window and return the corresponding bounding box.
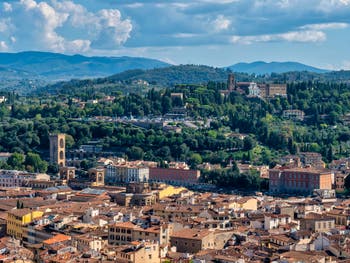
[60,138,65,148]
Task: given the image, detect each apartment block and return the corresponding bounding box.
[108,221,171,246]
[170,228,235,254]
[7,209,44,240]
[269,167,332,195]
[106,164,149,184]
[0,170,50,188]
[149,167,200,186]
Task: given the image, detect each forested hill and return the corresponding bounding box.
[228,61,328,74]
[35,65,254,95]
[36,64,350,96]
[107,65,236,85]
[0,51,170,81]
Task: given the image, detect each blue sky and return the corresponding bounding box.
[1,0,350,69]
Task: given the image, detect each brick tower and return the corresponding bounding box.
[49,134,66,167]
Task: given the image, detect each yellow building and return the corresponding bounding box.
[7,209,44,240]
[228,197,258,211]
[113,241,161,263]
[157,184,187,200]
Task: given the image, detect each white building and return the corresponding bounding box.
[264,214,291,230]
[106,165,149,183]
[126,167,149,183]
[248,82,261,97]
[0,170,50,188]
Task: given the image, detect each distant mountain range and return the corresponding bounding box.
[227,61,329,74]
[0,51,170,80]
[1,51,350,94]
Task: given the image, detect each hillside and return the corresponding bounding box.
[228,61,328,74]
[37,65,263,95]
[0,51,170,80]
[36,64,350,96]
[108,65,235,85]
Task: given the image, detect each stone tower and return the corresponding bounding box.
[59,166,76,181]
[88,168,105,186]
[49,134,66,167]
[227,73,235,91]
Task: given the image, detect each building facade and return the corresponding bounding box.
[49,133,66,167]
[149,167,200,186]
[269,167,332,195]
[106,165,149,184]
[88,167,105,186]
[283,110,305,121]
[7,209,44,240]
[0,170,50,188]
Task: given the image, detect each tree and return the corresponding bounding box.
[7,152,25,170]
[188,153,202,169]
[327,146,333,162]
[47,163,59,174]
[344,174,350,192]
[25,152,48,173]
[126,146,144,160]
[161,96,172,114]
[243,136,256,151]
[65,134,75,149]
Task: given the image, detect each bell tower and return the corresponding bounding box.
[49,133,66,167]
[227,73,235,91]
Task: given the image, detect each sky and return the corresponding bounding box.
[1,0,350,69]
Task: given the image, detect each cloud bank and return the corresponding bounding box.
[0,0,132,53]
[0,0,350,53]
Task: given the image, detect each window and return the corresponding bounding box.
[60,138,65,148]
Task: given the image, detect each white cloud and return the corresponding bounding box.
[65,39,91,53]
[318,0,350,12]
[173,33,199,38]
[3,2,12,12]
[326,60,350,70]
[200,0,239,3]
[342,60,350,70]
[93,9,133,48]
[0,20,8,33]
[0,0,132,53]
[172,3,191,9]
[0,41,8,51]
[125,3,144,9]
[212,15,231,32]
[282,30,326,42]
[21,0,38,10]
[300,22,349,30]
[231,30,326,44]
